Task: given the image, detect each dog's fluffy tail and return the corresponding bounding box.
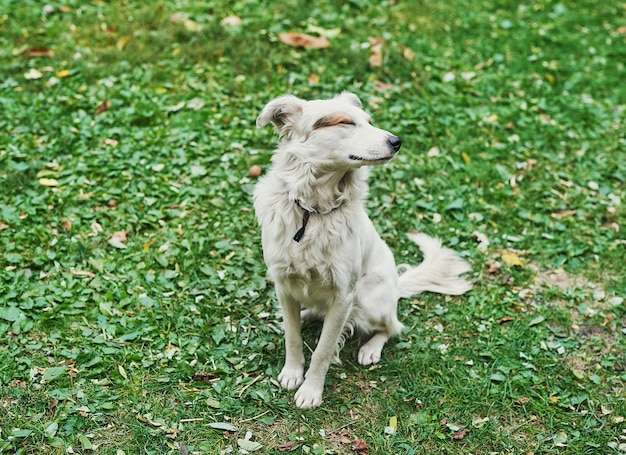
[397,233,472,299]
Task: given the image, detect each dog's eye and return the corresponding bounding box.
[338,120,355,126]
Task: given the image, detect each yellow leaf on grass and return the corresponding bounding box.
[461,152,471,164]
[56,69,71,78]
[485,114,498,123]
[116,36,131,51]
[501,251,523,266]
[221,15,242,27]
[39,178,59,187]
[389,415,398,430]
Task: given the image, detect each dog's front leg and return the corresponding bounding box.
[277,289,305,390]
[295,296,351,409]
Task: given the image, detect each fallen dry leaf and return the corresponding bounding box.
[22,47,54,57]
[95,99,111,115]
[24,68,43,80]
[514,397,530,405]
[368,37,384,67]
[192,371,219,382]
[39,178,59,187]
[278,32,330,49]
[539,112,553,124]
[452,428,469,440]
[551,209,576,219]
[221,15,242,27]
[501,251,523,267]
[116,36,131,51]
[71,270,96,278]
[308,73,320,85]
[111,230,128,243]
[277,441,299,451]
[374,80,394,91]
[352,438,368,454]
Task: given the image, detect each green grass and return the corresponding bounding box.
[1,0,624,454]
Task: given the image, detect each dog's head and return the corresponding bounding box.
[257,92,402,169]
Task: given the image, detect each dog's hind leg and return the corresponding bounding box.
[358,332,390,366]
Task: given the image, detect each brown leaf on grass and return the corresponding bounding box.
[551,209,576,219]
[497,316,515,324]
[111,230,128,243]
[513,397,530,406]
[192,371,219,382]
[352,438,369,454]
[278,32,330,49]
[539,112,553,124]
[277,441,299,451]
[22,47,54,57]
[452,428,469,440]
[308,73,320,85]
[95,99,111,115]
[368,37,384,67]
[374,80,394,91]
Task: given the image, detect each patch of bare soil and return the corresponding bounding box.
[529,264,625,375]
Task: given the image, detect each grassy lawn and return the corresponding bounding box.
[1,0,624,453]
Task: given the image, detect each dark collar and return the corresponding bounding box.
[292,199,344,242]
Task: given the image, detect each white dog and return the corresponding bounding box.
[253,92,471,408]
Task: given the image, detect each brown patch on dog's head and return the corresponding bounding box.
[312,113,354,130]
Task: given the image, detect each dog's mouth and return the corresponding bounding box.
[348,155,393,163]
[349,154,394,163]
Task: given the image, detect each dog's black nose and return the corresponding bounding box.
[387,135,402,153]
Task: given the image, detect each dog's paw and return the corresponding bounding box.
[278,366,304,390]
[294,382,323,409]
[358,344,382,366]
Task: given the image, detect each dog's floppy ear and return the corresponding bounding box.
[256,95,306,137]
[336,91,362,109]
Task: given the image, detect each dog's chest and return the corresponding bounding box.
[262,207,361,293]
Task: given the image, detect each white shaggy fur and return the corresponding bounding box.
[253,92,471,409]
